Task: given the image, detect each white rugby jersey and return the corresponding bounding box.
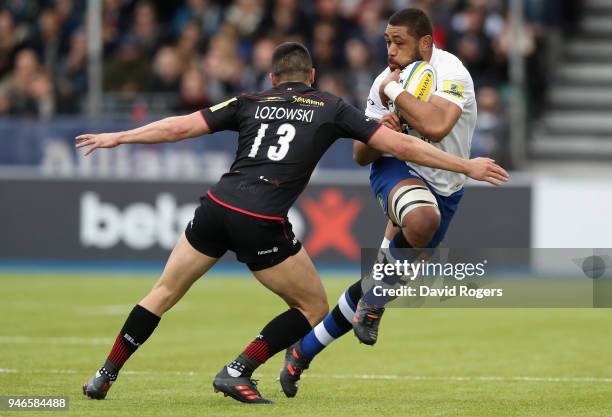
[365,45,477,197]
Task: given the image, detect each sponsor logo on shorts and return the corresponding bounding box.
[257,247,278,255]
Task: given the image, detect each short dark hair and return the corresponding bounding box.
[388,8,433,39]
[271,42,312,81]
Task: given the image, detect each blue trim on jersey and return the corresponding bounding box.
[369,157,464,248]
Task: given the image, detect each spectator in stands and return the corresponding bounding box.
[0,49,42,116]
[451,4,497,87]
[103,38,149,93]
[344,37,373,107]
[312,21,341,76]
[177,66,210,112]
[29,72,57,119]
[126,1,163,58]
[0,9,25,80]
[355,1,387,65]
[259,0,307,41]
[202,25,244,102]
[471,86,511,167]
[56,29,88,113]
[171,0,223,41]
[225,0,265,39]
[150,46,182,93]
[243,37,275,92]
[27,8,67,74]
[0,0,581,124]
[175,19,203,69]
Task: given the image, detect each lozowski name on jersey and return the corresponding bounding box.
[254,105,314,123]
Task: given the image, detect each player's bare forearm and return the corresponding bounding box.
[75,111,209,156]
[393,132,467,173]
[394,94,461,142]
[353,141,382,166]
[368,125,508,185]
[119,112,208,144]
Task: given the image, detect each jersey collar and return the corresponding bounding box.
[430,45,440,66]
[275,81,312,92]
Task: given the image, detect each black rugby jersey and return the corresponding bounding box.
[201,82,381,218]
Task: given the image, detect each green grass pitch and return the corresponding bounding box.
[1,273,611,416]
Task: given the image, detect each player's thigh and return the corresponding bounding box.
[251,247,328,325]
[388,178,440,227]
[156,232,218,292]
[140,232,219,315]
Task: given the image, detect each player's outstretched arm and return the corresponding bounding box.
[380,70,461,142]
[353,113,402,166]
[368,125,509,185]
[75,111,209,156]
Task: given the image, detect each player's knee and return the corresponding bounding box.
[313,300,330,324]
[297,298,329,326]
[390,184,440,248]
[402,208,440,248]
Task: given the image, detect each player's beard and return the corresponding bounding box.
[389,48,424,71]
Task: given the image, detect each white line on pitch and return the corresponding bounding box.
[0,336,113,345]
[1,368,611,383]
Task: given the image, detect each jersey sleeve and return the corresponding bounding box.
[365,73,390,120]
[335,98,382,143]
[433,66,472,110]
[200,96,240,132]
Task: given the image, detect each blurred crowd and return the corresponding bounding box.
[0,0,580,162]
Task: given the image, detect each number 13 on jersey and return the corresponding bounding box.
[248,123,296,161]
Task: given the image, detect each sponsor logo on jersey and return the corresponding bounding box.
[292,95,324,107]
[440,80,465,99]
[254,105,314,122]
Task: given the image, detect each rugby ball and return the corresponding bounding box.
[400,61,436,101]
[389,61,436,134]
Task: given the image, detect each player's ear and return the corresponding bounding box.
[308,68,315,85]
[419,35,433,53]
[269,72,278,87]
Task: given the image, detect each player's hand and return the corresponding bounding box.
[465,158,509,186]
[75,133,121,156]
[379,69,401,108]
[380,113,402,132]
